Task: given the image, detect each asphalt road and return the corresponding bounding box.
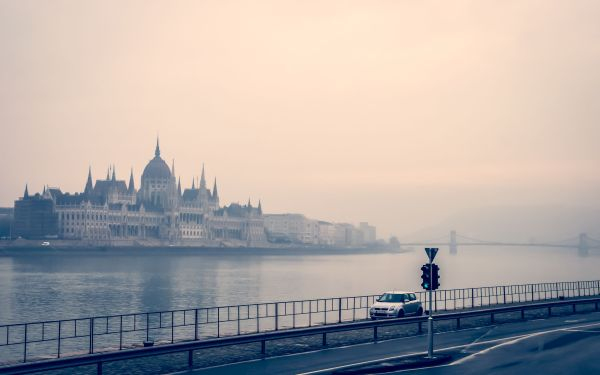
[176,311,600,375]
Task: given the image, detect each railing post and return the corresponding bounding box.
[146,313,150,343]
[119,315,123,350]
[171,311,175,343]
[275,303,279,331]
[338,298,342,323]
[56,320,62,358]
[531,284,534,301]
[521,309,525,320]
[491,313,495,324]
[217,308,220,338]
[238,306,241,335]
[418,321,423,333]
[90,318,94,354]
[374,326,378,342]
[322,332,327,346]
[578,282,581,297]
[97,362,103,375]
[194,309,198,340]
[188,349,193,368]
[23,324,27,363]
[503,286,506,304]
[471,288,475,308]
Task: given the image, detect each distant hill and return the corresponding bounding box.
[402,205,600,243]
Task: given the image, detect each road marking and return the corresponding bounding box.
[563,328,600,333]
[299,321,600,375]
[459,326,496,354]
[450,321,600,366]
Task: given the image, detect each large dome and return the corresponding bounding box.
[142,139,172,179]
[142,156,171,179]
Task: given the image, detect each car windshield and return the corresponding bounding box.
[379,293,404,303]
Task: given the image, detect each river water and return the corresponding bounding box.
[0,246,598,325]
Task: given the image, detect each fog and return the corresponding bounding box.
[1,1,599,238]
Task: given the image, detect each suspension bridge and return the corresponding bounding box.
[399,231,600,256]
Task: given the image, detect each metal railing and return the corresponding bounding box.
[2,296,600,375]
[0,279,598,366]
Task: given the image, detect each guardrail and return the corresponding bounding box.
[0,280,598,367]
[2,296,600,375]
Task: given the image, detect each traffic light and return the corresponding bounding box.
[421,264,431,290]
[431,263,440,290]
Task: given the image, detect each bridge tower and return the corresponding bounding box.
[578,233,589,257]
[449,230,457,255]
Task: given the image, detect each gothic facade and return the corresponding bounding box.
[14,140,266,245]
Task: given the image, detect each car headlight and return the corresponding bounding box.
[388,305,398,310]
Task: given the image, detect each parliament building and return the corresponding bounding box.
[13,140,266,246]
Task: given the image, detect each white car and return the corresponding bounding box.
[369,291,423,319]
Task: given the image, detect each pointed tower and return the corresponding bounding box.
[192,177,196,190]
[128,168,135,193]
[84,167,94,195]
[106,167,110,180]
[24,184,29,199]
[171,159,176,176]
[111,165,116,181]
[258,200,262,215]
[200,164,207,189]
[247,198,252,208]
[212,178,219,200]
[155,137,161,157]
[43,185,52,199]
[177,177,182,196]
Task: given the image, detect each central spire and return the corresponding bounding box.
[155,137,161,157]
[200,163,206,189]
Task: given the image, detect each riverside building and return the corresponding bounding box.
[12,140,266,246]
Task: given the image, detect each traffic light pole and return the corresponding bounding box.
[427,256,434,358]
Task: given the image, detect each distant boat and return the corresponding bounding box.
[41,241,50,246]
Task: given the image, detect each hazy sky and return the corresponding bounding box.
[1,1,599,237]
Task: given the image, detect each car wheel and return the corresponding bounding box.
[396,309,405,318]
[416,307,423,316]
